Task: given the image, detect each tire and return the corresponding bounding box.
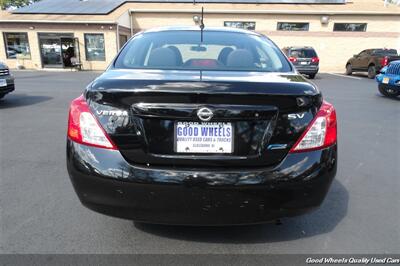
[0,94,5,99]
[378,84,399,98]
[367,65,376,79]
[308,73,316,79]
[345,64,352,75]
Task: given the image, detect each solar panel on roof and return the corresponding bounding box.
[12,0,346,15]
[13,0,125,14]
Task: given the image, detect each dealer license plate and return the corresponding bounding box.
[383,77,390,84]
[175,122,233,153]
[0,79,6,87]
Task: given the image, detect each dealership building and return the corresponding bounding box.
[0,0,399,72]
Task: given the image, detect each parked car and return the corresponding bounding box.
[376,60,400,98]
[66,26,337,225]
[345,48,400,79]
[282,46,319,79]
[0,62,15,99]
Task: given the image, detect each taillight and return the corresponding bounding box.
[67,95,116,149]
[288,56,297,63]
[380,56,389,67]
[290,101,337,153]
[311,57,320,63]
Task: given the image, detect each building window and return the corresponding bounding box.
[333,23,367,32]
[277,22,309,31]
[119,34,128,49]
[3,32,31,59]
[84,33,105,61]
[224,21,256,30]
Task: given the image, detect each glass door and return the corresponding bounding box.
[38,33,74,68]
[40,37,62,67]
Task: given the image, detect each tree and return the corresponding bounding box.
[384,0,400,6]
[0,0,41,10]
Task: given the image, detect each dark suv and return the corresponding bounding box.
[282,46,319,79]
[0,62,15,99]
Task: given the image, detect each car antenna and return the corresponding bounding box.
[200,7,205,42]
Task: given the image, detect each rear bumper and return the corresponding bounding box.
[294,65,319,75]
[67,140,337,225]
[379,83,400,93]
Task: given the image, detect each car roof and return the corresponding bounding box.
[284,46,315,50]
[361,48,397,52]
[370,48,397,50]
[140,26,262,36]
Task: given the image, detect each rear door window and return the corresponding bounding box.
[289,49,317,58]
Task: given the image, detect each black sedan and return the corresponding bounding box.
[67,26,337,225]
[0,62,15,99]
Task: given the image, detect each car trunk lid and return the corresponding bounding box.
[87,69,322,168]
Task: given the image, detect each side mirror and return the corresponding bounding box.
[353,54,358,57]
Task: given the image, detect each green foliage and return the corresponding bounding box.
[0,0,40,10]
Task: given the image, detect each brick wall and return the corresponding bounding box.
[0,23,118,70]
[1,11,399,73]
[132,13,400,72]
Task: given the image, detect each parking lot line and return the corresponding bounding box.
[327,73,363,80]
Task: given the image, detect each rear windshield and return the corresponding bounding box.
[373,49,398,56]
[289,49,317,58]
[114,31,292,72]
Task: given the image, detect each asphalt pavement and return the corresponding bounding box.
[0,70,399,254]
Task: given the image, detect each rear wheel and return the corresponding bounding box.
[379,84,399,98]
[308,74,316,79]
[345,64,352,75]
[367,65,376,79]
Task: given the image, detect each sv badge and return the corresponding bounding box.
[288,113,306,120]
